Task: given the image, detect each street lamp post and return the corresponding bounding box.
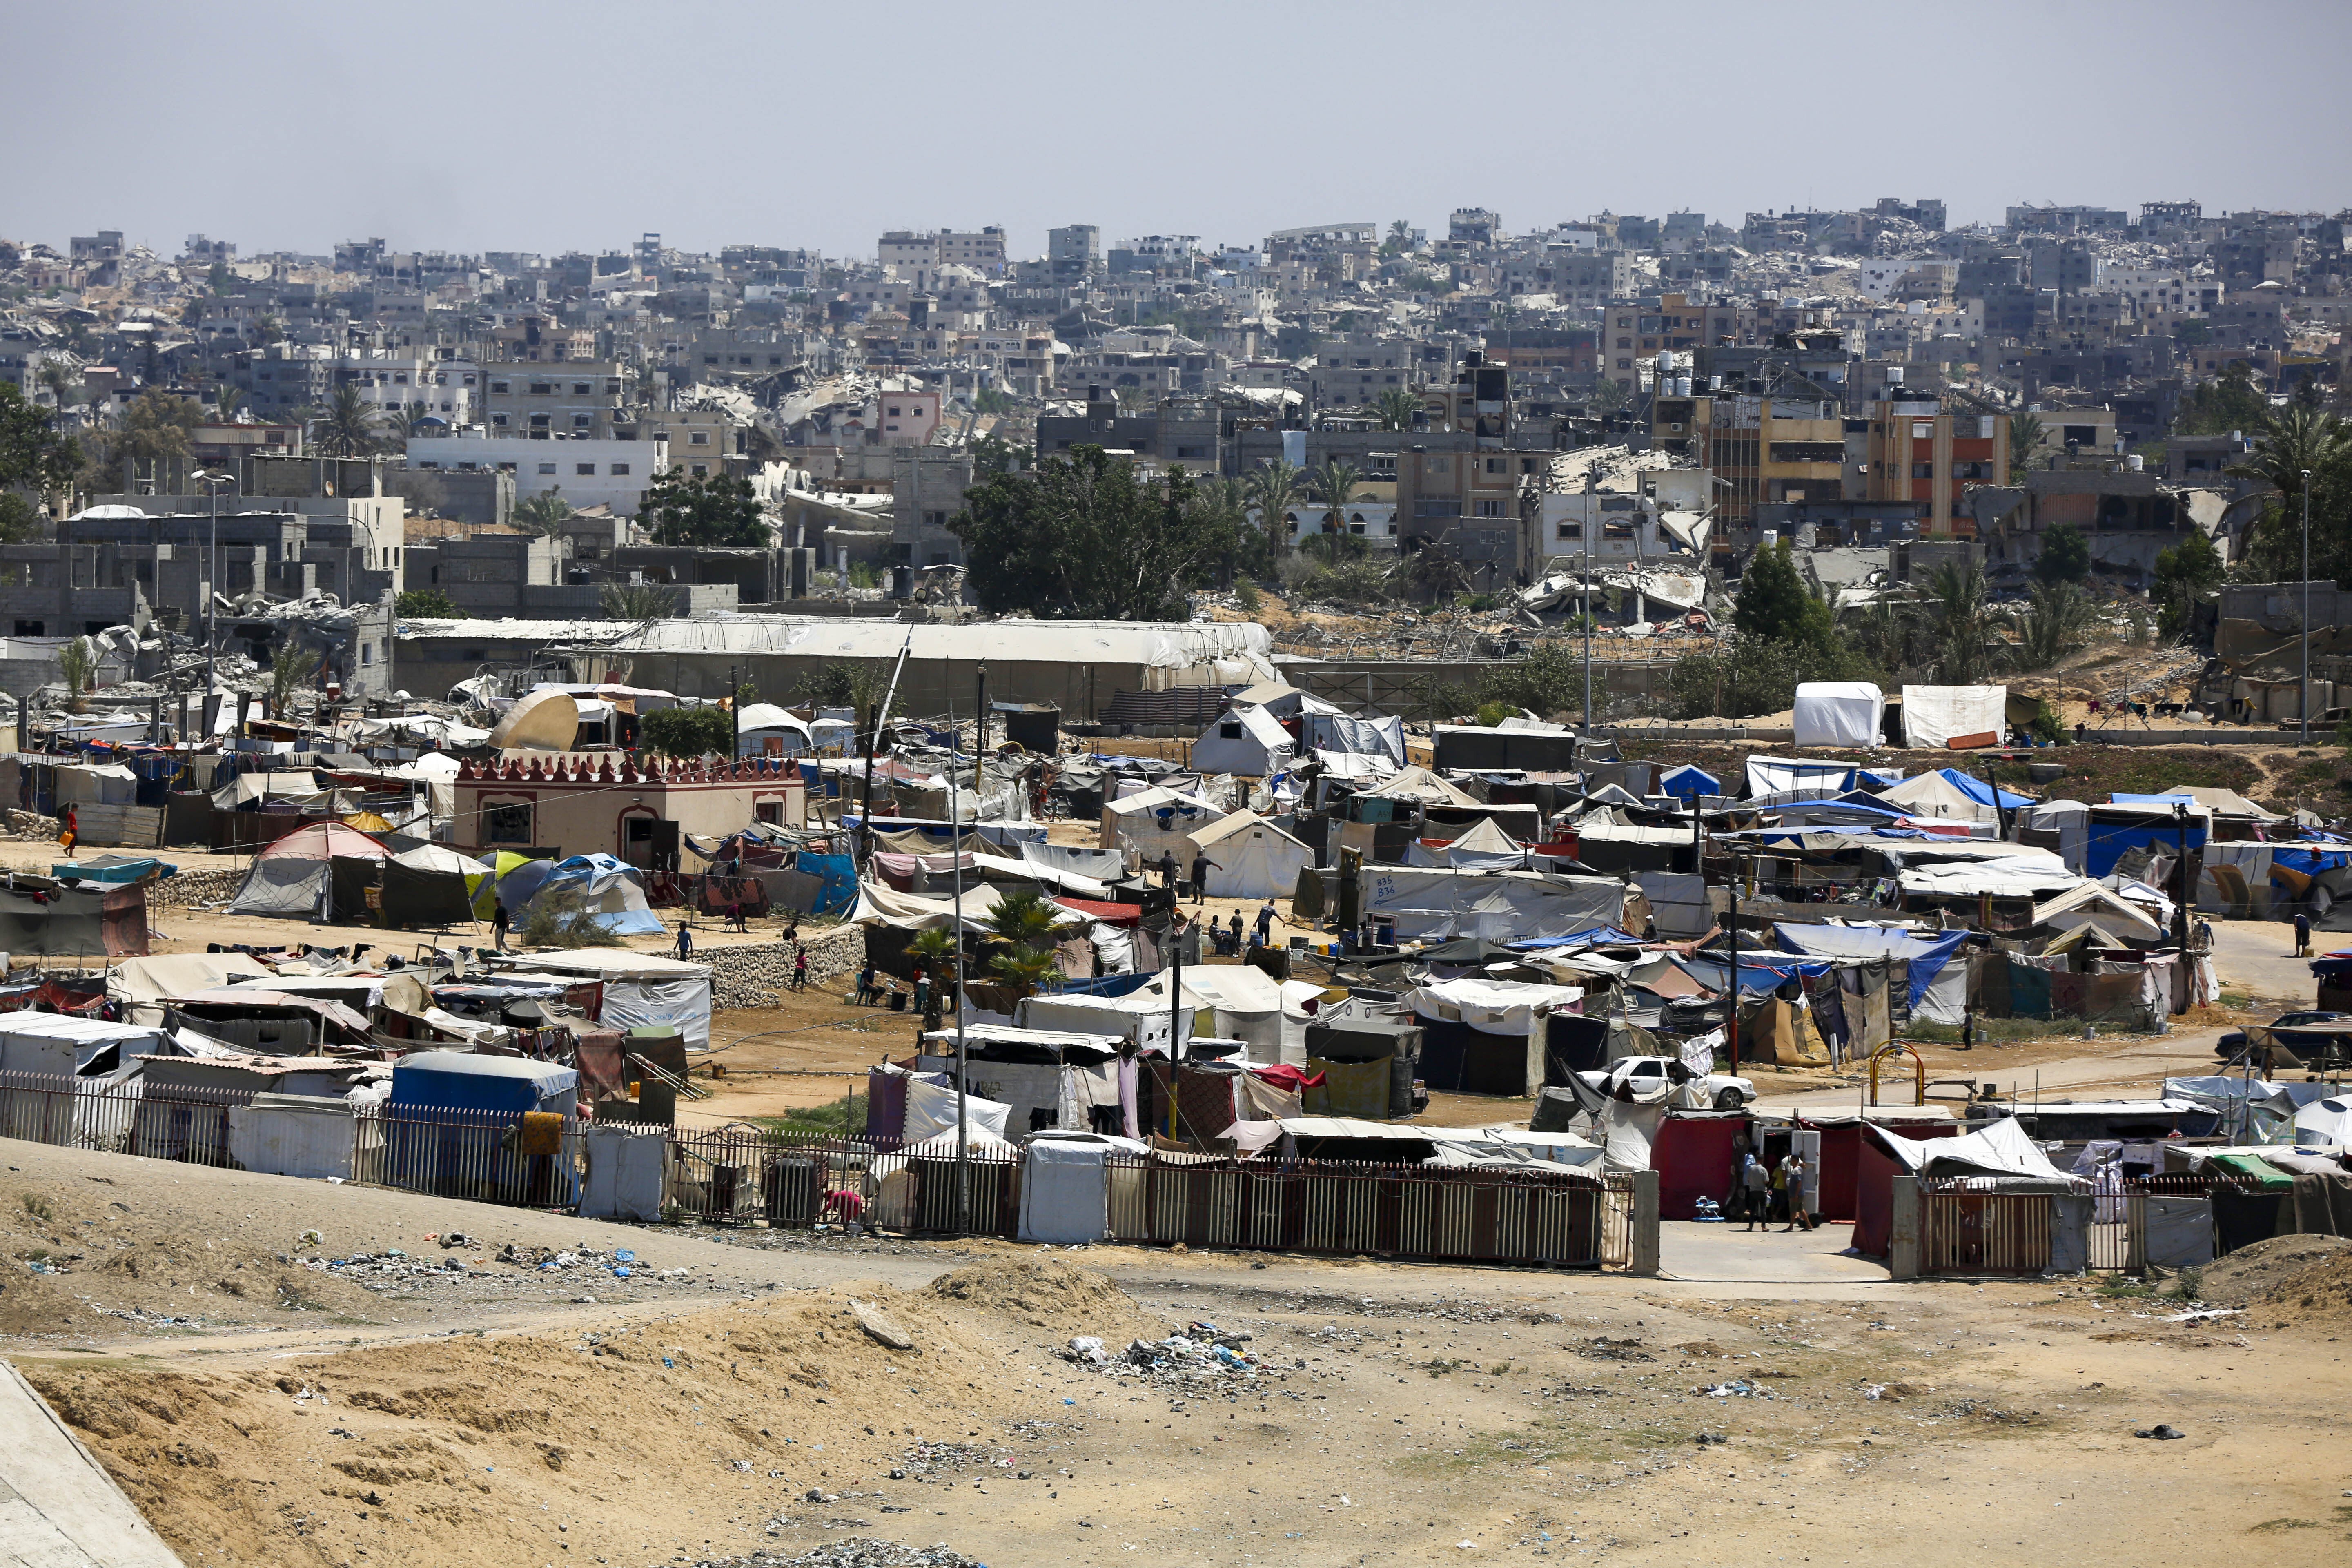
[191,469,233,737]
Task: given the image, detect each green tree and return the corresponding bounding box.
[1243,459,1305,559]
[1588,377,1630,414]
[2011,579,2095,670]
[639,467,768,546]
[1667,637,1877,721]
[514,488,575,534]
[518,886,624,949]
[2228,403,2350,500]
[796,660,888,714]
[971,434,1022,474]
[949,444,1238,619]
[316,383,380,456]
[2172,370,2270,438]
[1310,458,1361,537]
[1923,562,2008,685]
[0,383,81,497]
[2009,409,2046,472]
[36,362,79,413]
[1373,386,1419,432]
[2035,520,2091,584]
[268,644,321,717]
[394,588,459,617]
[56,638,96,714]
[599,581,681,620]
[2152,530,2224,638]
[0,492,43,544]
[1733,540,1836,646]
[115,388,201,468]
[639,703,735,757]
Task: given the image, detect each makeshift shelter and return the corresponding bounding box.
[1743,756,1855,802]
[2083,801,2208,880]
[1900,684,2007,750]
[390,842,494,919]
[1356,867,1631,943]
[529,854,665,935]
[915,1025,1127,1136]
[1302,1019,1420,1119]
[1792,682,1885,749]
[1774,922,1969,1026]
[1778,1109,1957,1222]
[1298,711,1405,768]
[1875,768,2026,824]
[498,949,714,1050]
[580,1123,670,1221]
[0,882,150,956]
[227,821,387,921]
[1187,809,1314,898]
[384,1051,578,1204]
[1657,764,1719,802]
[1018,1132,1151,1244]
[1853,1117,2077,1258]
[108,952,272,1026]
[1190,704,1296,777]
[1100,786,1228,864]
[1410,816,1529,872]
[1407,978,1584,1097]
[228,1092,376,1181]
[2023,800,2090,872]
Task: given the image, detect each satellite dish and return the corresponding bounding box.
[488,689,581,752]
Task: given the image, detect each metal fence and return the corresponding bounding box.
[1916,1172,2238,1278]
[0,1071,1638,1267]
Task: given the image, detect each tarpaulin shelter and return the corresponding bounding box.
[500,948,714,1050]
[374,843,479,928]
[1900,684,2006,750]
[1190,704,1296,777]
[0,882,149,956]
[1657,764,1719,802]
[915,1024,1127,1136]
[1792,682,1885,749]
[1743,756,1856,802]
[1407,978,1584,1097]
[391,842,492,919]
[529,854,665,935]
[1775,921,1969,1025]
[1355,867,1632,942]
[385,1051,578,1203]
[228,821,387,920]
[1769,1109,1956,1222]
[2083,801,2208,880]
[1100,785,1229,864]
[1298,711,1406,768]
[1875,769,2024,824]
[1408,816,1529,872]
[108,952,272,1026]
[1187,809,1314,898]
[1853,1116,2076,1257]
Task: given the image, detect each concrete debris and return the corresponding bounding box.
[675,1541,985,1568]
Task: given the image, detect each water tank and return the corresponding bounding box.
[1709,375,1723,392]
[889,566,914,601]
[1676,377,1693,397]
[2128,453,2144,472]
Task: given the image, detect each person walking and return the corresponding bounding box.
[1959,1003,1975,1052]
[1739,1154,1771,1232]
[1155,849,1180,889]
[491,894,510,952]
[2294,909,2312,958]
[57,805,77,856]
[1228,911,1246,954]
[1777,1149,1815,1232]
[1189,852,1221,905]
[1254,899,1277,950]
[792,945,809,991]
[675,919,694,963]
[2195,916,2213,952]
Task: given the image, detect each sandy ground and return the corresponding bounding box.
[7,1125,2352,1568]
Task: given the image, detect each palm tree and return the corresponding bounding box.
[1373,386,1419,432]
[36,362,78,412]
[1388,219,1413,251]
[2229,403,2351,499]
[1924,562,2009,685]
[56,639,96,714]
[514,489,575,534]
[2011,579,2094,670]
[2009,410,2045,473]
[1244,460,1305,557]
[599,581,680,621]
[317,383,379,456]
[268,644,321,717]
[983,887,1062,950]
[1310,458,1361,537]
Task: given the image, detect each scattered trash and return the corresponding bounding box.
[2164,1307,2239,1323]
[2133,1424,2186,1440]
[1698,1380,1775,1400]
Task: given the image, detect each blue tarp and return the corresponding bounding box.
[385,1052,577,1202]
[1506,926,1642,953]
[389,1051,577,1115]
[1042,971,1154,999]
[1774,922,1969,1016]
[534,853,666,935]
[799,853,858,916]
[2084,817,2208,880]
[1658,765,1719,802]
[1938,769,2034,809]
[2274,845,2352,880]
[1727,956,1835,997]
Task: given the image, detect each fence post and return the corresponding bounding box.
[1627,1170,1660,1276]
[1889,1176,1921,1280]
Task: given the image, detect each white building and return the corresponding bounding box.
[405,434,669,516]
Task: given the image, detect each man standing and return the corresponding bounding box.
[1739,1154,1771,1232]
[2294,908,2312,958]
[1777,1149,1815,1232]
[1156,849,1180,889]
[491,894,510,953]
[1189,851,1221,905]
[1254,899,1277,950]
[675,919,694,963]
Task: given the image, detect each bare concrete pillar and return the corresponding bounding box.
[1889,1175,1921,1280]
[1628,1169,1661,1277]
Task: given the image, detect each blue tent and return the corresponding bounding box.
[1658,764,1719,802]
[531,854,667,935]
[389,1050,577,1116]
[386,1051,577,1202]
[2083,808,2208,880]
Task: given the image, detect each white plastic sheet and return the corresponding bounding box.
[1792,682,1884,749]
[1900,684,2006,750]
[1018,1138,1112,1243]
[580,1123,668,1221]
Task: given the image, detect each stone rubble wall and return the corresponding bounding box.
[703,927,867,1011]
[148,867,246,908]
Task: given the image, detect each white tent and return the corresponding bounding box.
[1408,816,1528,871]
[2292,1096,2352,1147]
[1298,711,1406,767]
[1188,809,1314,899]
[1877,770,1997,823]
[1900,684,2006,750]
[1100,785,1229,862]
[2024,800,2090,872]
[1743,756,1853,801]
[497,949,715,1051]
[1189,704,1295,777]
[1792,682,1884,749]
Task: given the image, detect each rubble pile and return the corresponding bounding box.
[674,1541,984,1568]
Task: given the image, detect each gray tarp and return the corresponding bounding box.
[229,857,330,918]
[2049,1194,2093,1274]
[1358,868,1627,942]
[2142,1194,2215,1271]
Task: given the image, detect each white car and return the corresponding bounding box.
[1578,1055,1757,1112]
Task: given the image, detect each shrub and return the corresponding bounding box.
[517,887,624,949]
[640,703,735,757]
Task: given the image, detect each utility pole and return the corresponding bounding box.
[2302,467,2313,746]
[1725,847,1740,1075]
[949,705,969,1237]
[728,662,741,761]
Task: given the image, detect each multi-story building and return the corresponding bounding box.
[406,434,668,515]
[1048,225,1100,281]
[481,361,634,440]
[937,227,1007,275]
[1859,384,2011,537]
[1650,387,1846,552]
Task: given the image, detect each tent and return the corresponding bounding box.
[1657,764,1719,802]
[385,1050,578,1203]
[1792,682,1885,749]
[1407,978,1584,1098]
[1298,711,1406,768]
[499,949,715,1050]
[1100,786,1229,862]
[1018,1132,1152,1244]
[2024,800,2090,872]
[1774,921,1970,1025]
[1190,704,1296,777]
[227,821,387,920]
[1356,867,1630,942]
[391,841,494,920]
[1875,768,2024,824]
[379,842,482,927]
[1900,684,2006,750]
[529,854,665,935]
[108,951,274,1026]
[1188,809,1314,898]
[1742,756,1854,802]
[1411,816,1528,872]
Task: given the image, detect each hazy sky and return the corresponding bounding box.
[11,0,2351,263]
